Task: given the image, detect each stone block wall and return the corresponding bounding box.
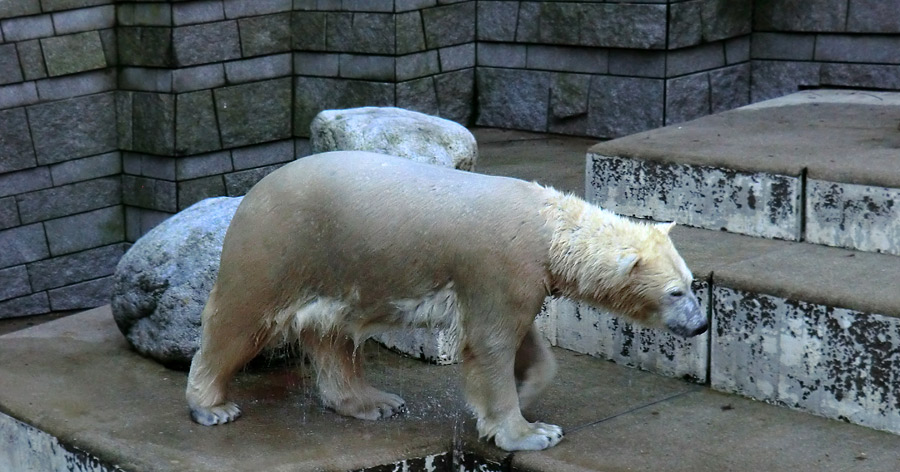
[0,0,122,318]
[1,0,898,318]
[116,1,304,239]
[751,0,900,100]
[475,0,754,136]
[291,1,476,136]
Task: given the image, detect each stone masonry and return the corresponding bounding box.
[1,0,898,318]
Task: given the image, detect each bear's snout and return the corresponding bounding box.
[664,292,707,338]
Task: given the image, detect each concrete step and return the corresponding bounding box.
[587,89,900,255]
[3,307,900,472]
[543,225,900,437]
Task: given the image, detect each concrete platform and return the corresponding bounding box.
[588,89,900,254]
[4,307,900,472]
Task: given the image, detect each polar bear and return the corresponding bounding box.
[185,151,706,451]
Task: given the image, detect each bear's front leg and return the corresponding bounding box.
[461,322,563,451]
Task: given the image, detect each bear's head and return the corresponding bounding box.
[547,200,707,338]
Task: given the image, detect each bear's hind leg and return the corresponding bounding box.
[302,329,406,420]
[186,289,271,426]
[514,325,557,409]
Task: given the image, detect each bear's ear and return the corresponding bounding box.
[616,251,640,277]
[655,221,676,235]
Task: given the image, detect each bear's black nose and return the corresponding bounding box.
[688,321,708,337]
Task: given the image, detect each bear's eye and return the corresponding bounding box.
[669,290,685,298]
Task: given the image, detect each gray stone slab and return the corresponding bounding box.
[820,63,900,90]
[580,3,666,49]
[52,5,114,34]
[0,308,462,470]
[750,59,821,102]
[396,10,426,55]
[587,154,801,240]
[16,40,47,81]
[27,92,117,165]
[124,206,172,242]
[0,167,51,199]
[666,42,725,77]
[700,0,751,42]
[126,153,175,181]
[116,91,133,149]
[396,77,439,116]
[117,26,174,67]
[476,67,549,132]
[122,175,176,213]
[434,68,473,125]
[815,35,900,64]
[549,73,589,122]
[48,152,120,186]
[709,63,750,113]
[438,43,474,72]
[175,151,232,180]
[476,42,525,68]
[223,0,291,18]
[339,53,396,81]
[26,243,123,292]
[224,53,292,83]
[16,176,121,224]
[172,20,241,67]
[514,387,900,472]
[175,90,221,156]
[177,175,227,210]
[591,90,900,189]
[806,179,900,256]
[36,69,116,101]
[586,75,664,138]
[290,10,326,51]
[47,275,112,312]
[214,77,292,148]
[0,13,53,42]
[173,0,225,26]
[44,205,124,256]
[0,265,30,302]
[421,2,474,48]
[0,82,39,109]
[754,0,848,32]
[120,67,173,92]
[725,35,751,64]
[476,0,516,42]
[607,49,666,78]
[712,285,900,434]
[293,51,339,77]
[116,3,171,26]
[231,139,294,170]
[0,197,19,230]
[326,12,395,54]
[0,44,23,86]
[751,32,816,60]
[40,30,107,77]
[665,72,711,126]
[0,292,48,319]
[396,50,438,81]
[293,76,395,137]
[224,163,283,196]
[0,412,113,472]
[0,0,40,19]
[0,108,37,174]
[238,12,291,57]
[0,224,49,269]
[172,64,226,92]
[131,92,175,156]
[847,0,900,32]
[526,45,607,74]
[667,0,702,48]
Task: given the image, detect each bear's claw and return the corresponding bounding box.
[190,402,242,426]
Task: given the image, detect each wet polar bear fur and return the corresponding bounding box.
[185,151,707,451]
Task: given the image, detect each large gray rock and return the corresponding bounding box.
[310,107,477,170]
[111,196,242,368]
